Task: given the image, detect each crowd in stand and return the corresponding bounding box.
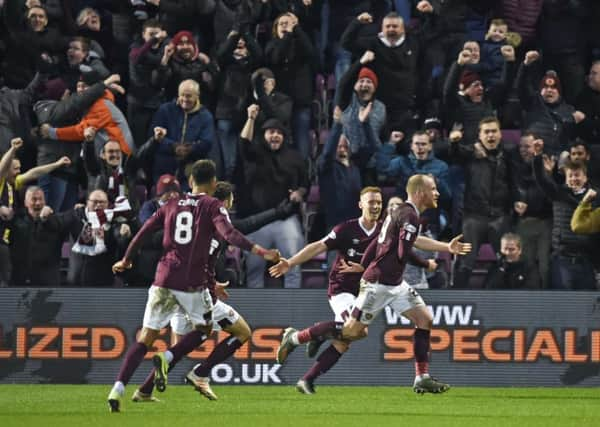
[0,0,599,289]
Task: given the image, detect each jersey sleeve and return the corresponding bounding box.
[321,224,344,251]
[211,201,254,252]
[397,212,419,261]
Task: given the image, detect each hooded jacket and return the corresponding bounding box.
[237,128,308,217]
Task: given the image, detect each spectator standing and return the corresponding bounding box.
[153,30,219,110]
[532,140,597,290]
[237,106,308,288]
[517,51,585,156]
[140,80,216,186]
[341,11,419,130]
[512,132,553,288]
[265,12,316,160]
[215,29,262,180]
[127,19,168,147]
[450,117,516,288]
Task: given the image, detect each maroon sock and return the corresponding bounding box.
[414,328,430,376]
[116,342,148,385]
[138,330,206,394]
[302,344,343,382]
[297,321,342,344]
[138,369,156,394]
[169,330,207,362]
[194,336,243,377]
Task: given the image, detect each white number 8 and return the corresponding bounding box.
[174,211,193,244]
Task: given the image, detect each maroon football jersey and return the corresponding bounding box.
[362,202,422,285]
[124,193,254,291]
[323,219,381,297]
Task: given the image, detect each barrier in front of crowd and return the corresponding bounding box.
[0,289,598,387]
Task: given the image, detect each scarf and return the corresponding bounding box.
[72,197,132,256]
[107,166,125,202]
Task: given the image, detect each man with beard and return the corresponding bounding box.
[82,135,140,211]
[236,105,308,288]
[153,30,219,109]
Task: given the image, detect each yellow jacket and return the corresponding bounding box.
[571,201,600,234]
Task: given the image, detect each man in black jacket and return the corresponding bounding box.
[216,30,263,180]
[341,11,419,130]
[127,19,168,147]
[512,132,553,288]
[518,50,585,156]
[10,186,67,286]
[237,107,308,288]
[450,116,516,288]
[83,136,140,213]
[484,232,540,289]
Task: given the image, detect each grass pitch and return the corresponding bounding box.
[0,385,598,427]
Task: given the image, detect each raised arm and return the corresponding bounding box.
[0,138,22,179]
[571,190,600,234]
[18,157,72,185]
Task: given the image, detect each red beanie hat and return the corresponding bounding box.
[156,174,181,196]
[540,70,562,94]
[460,70,482,89]
[358,67,378,89]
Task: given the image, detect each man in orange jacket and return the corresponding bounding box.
[40,71,134,157]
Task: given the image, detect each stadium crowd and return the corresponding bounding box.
[0,0,599,290]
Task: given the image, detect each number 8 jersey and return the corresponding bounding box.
[123,193,255,291]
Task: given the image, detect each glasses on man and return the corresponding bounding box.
[88,199,108,205]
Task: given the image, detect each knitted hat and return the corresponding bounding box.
[156,174,181,196]
[41,78,68,100]
[170,31,199,60]
[459,70,482,89]
[79,66,102,86]
[262,118,286,134]
[540,70,562,94]
[358,67,378,89]
[423,117,442,131]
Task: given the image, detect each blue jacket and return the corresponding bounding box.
[479,40,505,86]
[376,144,451,202]
[149,100,216,184]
